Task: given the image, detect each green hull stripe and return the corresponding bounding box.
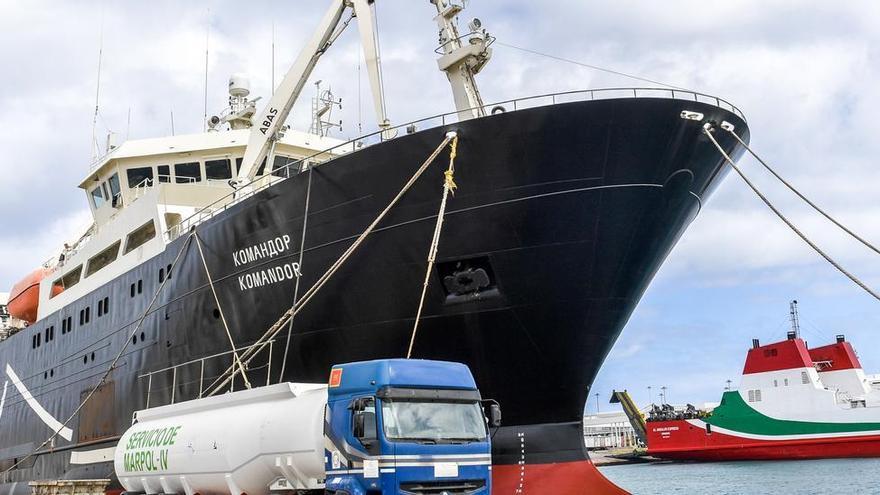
[706,392,880,436]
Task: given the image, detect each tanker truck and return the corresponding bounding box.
[114,359,500,495]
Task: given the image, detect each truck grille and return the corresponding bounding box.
[399,479,486,494]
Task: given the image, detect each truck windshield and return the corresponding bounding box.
[381,400,487,442]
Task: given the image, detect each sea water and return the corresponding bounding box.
[599,458,880,494]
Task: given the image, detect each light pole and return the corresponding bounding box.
[647,386,653,405]
[594,392,600,414]
[661,386,667,405]
[725,380,732,391]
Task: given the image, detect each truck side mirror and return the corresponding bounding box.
[488,404,502,428]
[354,411,378,447]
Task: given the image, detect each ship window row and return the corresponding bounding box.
[122,154,296,191]
[126,158,239,188]
[43,368,54,380]
[772,378,790,387]
[50,221,158,299]
[801,371,810,384]
[747,389,762,402]
[32,324,57,349]
[130,279,143,298]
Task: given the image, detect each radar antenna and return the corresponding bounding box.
[207,74,262,132]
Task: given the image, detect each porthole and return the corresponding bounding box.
[140,332,145,342]
[50,369,54,377]
[83,355,88,365]
[91,352,95,362]
[132,335,137,345]
[212,308,220,319]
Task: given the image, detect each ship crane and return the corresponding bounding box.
[236,0,492,183]
[235,0,391,183]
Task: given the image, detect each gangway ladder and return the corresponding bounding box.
[610,390,648,446]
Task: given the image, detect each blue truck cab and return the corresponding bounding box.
[322,359,499,495]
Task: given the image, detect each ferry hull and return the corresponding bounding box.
[648,419,880,461]
[0,97,746,494]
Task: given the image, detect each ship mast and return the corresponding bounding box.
[789,299,801,338]
[430,0,493,121]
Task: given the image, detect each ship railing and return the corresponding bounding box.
[139,339,276,408]
[131,175,198,201]
[163,87,746,243]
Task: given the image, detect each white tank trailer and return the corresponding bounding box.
[114,382,329,495]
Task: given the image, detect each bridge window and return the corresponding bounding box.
[802,371,810,384]
[85,241,121,278]
[158,165,171,183]
[272,155,293,178]
[127,167,154,188]
[90,185,106,209]
[174,162,202,183]
[108,173,121,201]
[124,221,157,255]
[205,159,232,180]
[233,157,267,177]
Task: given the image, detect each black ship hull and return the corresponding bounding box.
[0,96,747,494]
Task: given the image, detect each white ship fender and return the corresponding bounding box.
[114,382,328,495]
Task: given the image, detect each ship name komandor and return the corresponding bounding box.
[233,235,293,267]
[122,425,182,473]
[233,235,303,292]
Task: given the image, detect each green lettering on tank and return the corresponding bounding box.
[122,425,182,473]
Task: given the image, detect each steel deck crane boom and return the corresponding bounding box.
[236,0,392,183]
[236,0,492,183]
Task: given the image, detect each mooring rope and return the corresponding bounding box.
[204,132,458,396]
[703,125,880,302]
[723,128,880,257]
[278,162,314,383]
[194,233,252,390]
[4,231,197,473]
[407,133,459,359]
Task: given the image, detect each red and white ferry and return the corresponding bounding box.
[647,332,880,461]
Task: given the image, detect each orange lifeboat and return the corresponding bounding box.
[7,268,63,324]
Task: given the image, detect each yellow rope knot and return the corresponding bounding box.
[445,134,459,195]
[444,169,457,194]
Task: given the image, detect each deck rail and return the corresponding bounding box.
[139,339,275,407]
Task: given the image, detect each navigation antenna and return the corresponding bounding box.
[90,4,106,161]
[309,80,342,137]
[789,299,801,338]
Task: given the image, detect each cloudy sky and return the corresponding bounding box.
[1,1,879,410]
